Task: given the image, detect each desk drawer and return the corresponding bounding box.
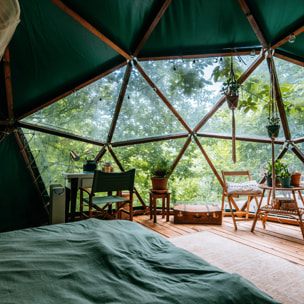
[81,178,93,188]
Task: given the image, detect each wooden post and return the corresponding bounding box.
[232,110,236,163]
[237,0,268,48]
[107,62,133,144]
[291,144,304,163]
[134,61,192,133]
[271,135,276,206]
[13,128,49,215]
[170,136,192,176]
[133,0,172,57]
[266,55,291,140]
[50,0,129,59]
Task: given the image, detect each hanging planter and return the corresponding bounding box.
[265,52,281,207]
[221,56,240,163]
[226,94,239,108]
[266,124,280,138]
[221,75,240,108]
[266,56,280,139]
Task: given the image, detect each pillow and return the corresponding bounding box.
[226,180,262,196]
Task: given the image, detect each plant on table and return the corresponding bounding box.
[261,159,290,187]
[150,159,172,190]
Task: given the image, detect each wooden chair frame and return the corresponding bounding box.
[222,170,263,230]
[80,169,135,221]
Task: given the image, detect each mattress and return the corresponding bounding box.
[0,218,281,304]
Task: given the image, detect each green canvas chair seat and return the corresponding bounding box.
[83,196,130,205]
[80,169,135,221]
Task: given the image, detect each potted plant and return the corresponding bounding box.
[266,116,280,138]
[289,167,301,187]
[221,58,240,163]
[261,159,284,187]
[279,163,291,188]
[262,161,273,187]
[221,78,241,109]
[150,159,172,190]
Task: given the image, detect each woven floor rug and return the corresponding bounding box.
[169,231,304,304]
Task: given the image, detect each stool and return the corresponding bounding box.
[149,190,170,223]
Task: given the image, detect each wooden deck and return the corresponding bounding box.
[133,214,304,267]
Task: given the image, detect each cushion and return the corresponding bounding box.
[226,180,262,196]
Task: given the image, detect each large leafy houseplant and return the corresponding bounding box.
[278,162,291,188]
[262,159,290,187]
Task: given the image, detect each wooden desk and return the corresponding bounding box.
[149,190,170,223]
[62,172,93,222]
[251,184,304,239]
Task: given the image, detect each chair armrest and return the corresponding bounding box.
[79,187,93,196]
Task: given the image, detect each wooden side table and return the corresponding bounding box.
[251,184,304,239]
[149,190,170,223]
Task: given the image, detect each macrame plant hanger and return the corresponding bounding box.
[226,56,239,163]
[267,53,280,207]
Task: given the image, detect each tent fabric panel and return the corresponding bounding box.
[63,0,164,54]
[9,0,123,118]
[0,134,48,232]
[277,32,304,62]
[247,0,304,45]
[0,60,7,119]
[140,0,260,58]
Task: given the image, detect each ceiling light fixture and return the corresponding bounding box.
[288,33,296,43]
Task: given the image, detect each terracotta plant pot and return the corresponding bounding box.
[291,173,301,187]
[276,179,281,187]
[151,177,168,190]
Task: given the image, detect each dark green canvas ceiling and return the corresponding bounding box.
[1,0,304,232]
[3,0,304,119]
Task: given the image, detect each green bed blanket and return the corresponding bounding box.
[0,219,281,304]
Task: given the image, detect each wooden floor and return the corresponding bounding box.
[134,214,304,267]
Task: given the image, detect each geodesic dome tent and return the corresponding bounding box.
[1,0,304,232]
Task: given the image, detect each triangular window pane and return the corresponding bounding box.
[202,57,285,139]
[274,57,304,140]
[112,67,186,142]
[112,138,187,204]
[22,67,126,142]
[140,59,222,129]
[22,129,103,191]
[141,56,257,130]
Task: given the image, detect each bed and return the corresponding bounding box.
[0,218,281,304]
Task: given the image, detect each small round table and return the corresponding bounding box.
[149,190,170,223]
